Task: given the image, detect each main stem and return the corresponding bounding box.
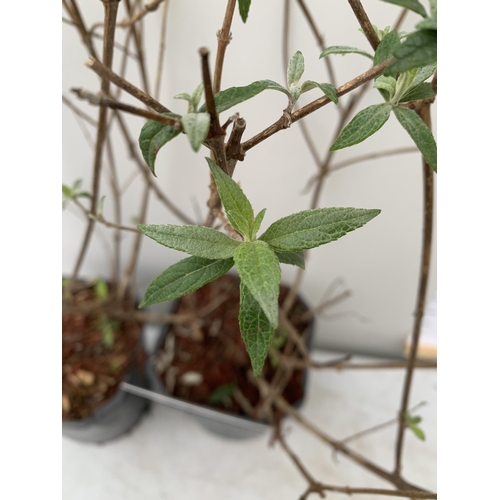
[394,101,434,475]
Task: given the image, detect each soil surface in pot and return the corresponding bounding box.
[62,281,144,420]
[156,274,313,419]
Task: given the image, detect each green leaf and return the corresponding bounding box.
[300,81,338,104]
[405,414,423,425]
[94,279,109,301]
[429,0,437,15]
[208,383,236,404]
[275,251,306,269]
[181,112,210,152]
[226,210,252,240]
[138,224,241,259]
[287,51,305,88]
[259,207,381,252]
[385,30,437,76]
[320,45,373,60]
[238,0,251,23]
[380,0,428,18]
[416,13,437,30]
[409,425,426,441]
[138,114,182,175]
[101,320,115,348]
[330,103,392,151]
[252,208,267,239]
[399,82,435,103]
[199,80,289,114]
[140,256,234,308]
[173,92,191,102]
[191,83,204,112]
[62,184,72,197]
[239,283,275,377]
[393,106,437,172]
[206,157,255,235]
[234,241,281,327]
[406,64,436,92]
[373,29,401,67]
[374,75,397,100]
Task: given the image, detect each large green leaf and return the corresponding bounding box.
[320,46,373,60]
[233,241,281,327]
[385,30,437,76]
[138,114,182,176]
[373,29,401,66]
[416,13,437,30]
[238,0,251,23]
[139,256,233,308]
[259,207,381,252]
[330,103,392,151]
[380,0,428,18]
[393,106,437,172]
[206,157,254,239]
[274,251,306,269]
[199,80,289,114]
[239,283,275,377]
[138,224,241,259]
[181,112,210,152]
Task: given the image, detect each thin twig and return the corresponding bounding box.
[71,0,120,285]
[71,88,181,127]
[213,0,237,94]
[153,0,170,100]
[265,386,430,492]
[63,17,139,59]
[86,56,170,114]
[303,147,418,193]
[342,401,426,444]
[91,0,165,30]
[347,0,380,51]
[394,101,435,476]
[276,427,436,499]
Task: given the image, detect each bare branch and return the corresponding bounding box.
[213,0,237,93]
[394,102,435,476]
[347,0,380,51]
[86,56,170,114]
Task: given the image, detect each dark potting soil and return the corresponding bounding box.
[156,274,313,419]
[62,282,144,420]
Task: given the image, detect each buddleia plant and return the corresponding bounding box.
[138,158,380,376]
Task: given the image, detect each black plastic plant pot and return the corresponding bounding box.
[62,364,149,443]
[145,284,315,440]
[62,279,150,444]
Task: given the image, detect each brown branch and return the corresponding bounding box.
[277,426,435,500]
[213,0,237,94]
[70,88,181,127]
[342,402,426,445]
[225,116,246,176]
[91,0,165,30]
[296,0,338,89]
[63,17,139,60]
[394,8,408,30]
[64,0,98,58]
[86,56,170,114]
[153,0,170,100]
[241,59,391,153]
[347,0,380,51]
[394,101,435,476]
[71,0,120,284]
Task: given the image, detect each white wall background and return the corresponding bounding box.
[62,0,437,358]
